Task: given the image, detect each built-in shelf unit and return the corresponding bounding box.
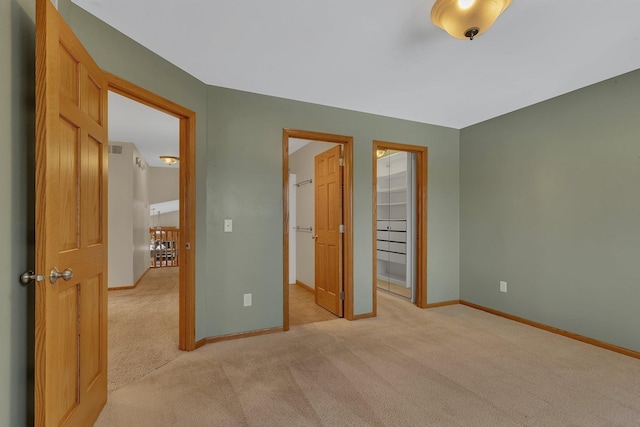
[376,151,416,301]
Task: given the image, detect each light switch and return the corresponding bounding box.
[243,293,252,307]
[224,219,233,232]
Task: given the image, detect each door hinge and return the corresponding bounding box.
[339,291,345,300]
[339,158,344,167]
[339,224,345,234]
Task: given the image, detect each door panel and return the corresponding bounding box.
[314,145,343,316]
[85,75,104,124]
[59,42,79,104]
[81,274,103,388]
[84,135,103,245]
[58,118,80,251]
[56,284,80,420]
[36,0,108,425]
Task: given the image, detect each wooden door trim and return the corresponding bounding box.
[105,72,197,351]
[282,129,354,331]
[372,140,428,312]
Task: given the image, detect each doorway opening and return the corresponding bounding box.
[106,90,181,391]
[106,73,197,351]
[373,141,428,312]
[283,129,354,331]
[288,140,340,326]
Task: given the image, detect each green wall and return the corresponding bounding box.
[460,69,640,352]
[0,0,35,425]
[62,3,460,338]
[205,87,460,335]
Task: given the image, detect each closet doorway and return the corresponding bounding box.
[373,141,428,311]
[283,129,354,331]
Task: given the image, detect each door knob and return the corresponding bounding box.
[50,267,73,284]
[20,270,44,284]
[312,235,318,240]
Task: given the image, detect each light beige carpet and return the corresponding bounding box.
[107,267,182,392]
[97,291,640,426]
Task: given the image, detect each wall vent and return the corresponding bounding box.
[108,145,123,155]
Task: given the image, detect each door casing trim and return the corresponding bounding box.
[372,140,428,313]
[106,72,197,351]
[282,129,354,331]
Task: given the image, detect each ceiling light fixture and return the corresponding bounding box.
[159,155,179,165]
[376,149,388,159]
[430,0,512,40]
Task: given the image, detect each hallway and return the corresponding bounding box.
[108,267,182,392]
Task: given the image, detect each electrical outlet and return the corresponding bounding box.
[243,293,252,307]
[500,281,507,293]
[224,219,233,232]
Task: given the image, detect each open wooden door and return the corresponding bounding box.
[314,145,344,316]
[35,0,108,425]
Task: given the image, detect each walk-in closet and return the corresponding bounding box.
[376,150,417,301]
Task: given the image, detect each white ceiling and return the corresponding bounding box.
[78,0,640,129]
[108,91,179,168]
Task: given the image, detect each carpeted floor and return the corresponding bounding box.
[107,267,182,392]
[97,291,640,426]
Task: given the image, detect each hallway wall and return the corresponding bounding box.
[108,142,150,288]
[148,166,179,204]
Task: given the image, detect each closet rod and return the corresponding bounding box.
[294,179,312,187]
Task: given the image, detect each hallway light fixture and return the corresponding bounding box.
[376,149,388,159]
[430,0,512,40]
[159,155,179,165]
